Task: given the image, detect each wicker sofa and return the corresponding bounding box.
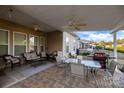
[23,52,43,64]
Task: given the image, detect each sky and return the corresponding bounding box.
[75,30,124,42]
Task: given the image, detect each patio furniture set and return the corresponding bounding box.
[55,51,117,87]
[0,51,57,72]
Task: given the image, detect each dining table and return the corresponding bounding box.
[63,58,101,75]
[63,58,101,68]
[61,58,101,87]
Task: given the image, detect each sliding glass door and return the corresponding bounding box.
[0,29,9,56]
[29,35,39,52]
[40,37,45,52]
[13,32,27,56]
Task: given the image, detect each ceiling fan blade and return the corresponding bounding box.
[76,23,86,26]
[62,26,77,31]
[64,25,81,30]
[68,23,86,27]
[63,26,73,28]
[74,26,81,30]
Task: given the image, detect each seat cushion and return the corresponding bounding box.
[24,52,41,61]
[24,53,31,60]
[31,56,41,60]
[4,56,12,63]
[41,52,46,57]
[11,58,20,63]
[5,56,11,60]
[30,52,37,58]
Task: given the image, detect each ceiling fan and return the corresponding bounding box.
[33,24,40,31]
[63,20,86,31]
[8,8,14,19]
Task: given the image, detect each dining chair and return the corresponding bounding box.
[57,51,63,58]
[104,60,117,87]
[77,55,83,60]
[55,56,70,77]
[70,63,86,78]
[56,56,68,71]
[55,56,64,68]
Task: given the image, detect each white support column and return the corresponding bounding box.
[62,32,66,57]
[113,32,117,61]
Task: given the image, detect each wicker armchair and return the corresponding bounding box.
[3,55,21,70]
[0,57,5,76]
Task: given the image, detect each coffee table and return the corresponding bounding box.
[30,58,46,67]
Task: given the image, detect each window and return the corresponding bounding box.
[40,37,45,52]
[66,45,69,53]
[66,37,69,43]
[29,35,39,52]
[73,40,76,51]
[13,32,27,56]
[0,29,9,55]
[65,37,69,53]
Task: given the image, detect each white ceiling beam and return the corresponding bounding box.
[111,19,124,34]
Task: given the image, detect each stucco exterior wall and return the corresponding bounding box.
[46,31,63,53]
[0,19,45,55]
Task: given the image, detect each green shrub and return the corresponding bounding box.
[95,46,103,49]
[69,55,75,58]
[80,52,90,56]
[105,48,124,53]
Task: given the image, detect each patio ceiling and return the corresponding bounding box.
[0,6,55,32]
[0,5,124,32]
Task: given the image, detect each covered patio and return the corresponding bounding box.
[0,5,124,88]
